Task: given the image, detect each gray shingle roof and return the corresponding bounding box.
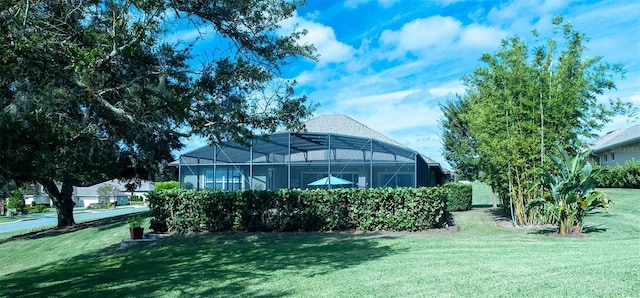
[591,123,640,153]
[302,114,441,164]
[180,114,443,167]
[301,114,407,148]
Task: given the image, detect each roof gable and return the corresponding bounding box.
[301,114,406,148]
[591,123,640,153]
[75,179,155,196]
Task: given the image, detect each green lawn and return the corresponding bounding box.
[0,187,638,297]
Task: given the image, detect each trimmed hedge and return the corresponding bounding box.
[148,187,449,234]
[443,182,472,212]
[595,160,640,189]
[154,181,180,191]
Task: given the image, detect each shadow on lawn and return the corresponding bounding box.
[0,232,398,297]
[0,213,149,245]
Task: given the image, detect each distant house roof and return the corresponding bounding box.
[591,124,640,154]
[75,179,155,196]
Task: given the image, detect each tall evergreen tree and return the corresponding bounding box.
[439,96,480,181]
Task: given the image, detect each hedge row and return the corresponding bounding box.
[443,182,472,211]
[148,187,450,234]
[595,160,640,189]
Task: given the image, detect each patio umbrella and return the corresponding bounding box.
[308,175,354,186]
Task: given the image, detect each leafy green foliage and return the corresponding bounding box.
[440,96,481,180]
[444,183,473,212]
[26,204,49,214]
[153,181,180,191]
[457,16,635,225]
[148,187,449,233]
[0,0,316,227]
[595,160,640,188]
[86,203,108,210]
[526,144,609,234]
[96,184,118,204]
[126,216,144,229]
[7,189,25,212]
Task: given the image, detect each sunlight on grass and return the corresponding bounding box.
[0,187,638,297]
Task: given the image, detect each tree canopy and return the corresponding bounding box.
[442,16,635,225]
[439,96,480,181]
[0,0,316,227]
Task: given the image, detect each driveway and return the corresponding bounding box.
[0,206,150,234]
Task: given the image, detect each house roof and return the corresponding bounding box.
[75,179,155,196]
[591,123,640,154]
[300,114,407,148]
[302,115,442,164]
[179,114,443,168]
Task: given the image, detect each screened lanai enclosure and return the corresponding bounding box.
[179,118,447,191]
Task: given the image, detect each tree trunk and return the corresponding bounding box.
[491,189,498,209]
[41,178,76,227]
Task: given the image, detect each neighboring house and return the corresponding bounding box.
[24,179,155,207]
[177,114,449,190]
[74,179,155,207]
[590,124,640,167]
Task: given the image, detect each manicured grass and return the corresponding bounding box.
[0,213,47,224]
[0,188,638,297]
[472,180,496,207]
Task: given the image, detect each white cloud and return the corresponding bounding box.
[428,80,465,97]
[458,23,507,49]
[344,0,368,8]
[327,89,442,134]
[355,104,442,132]
[293,70,320,85]
[342,89,422,106]
[400,131,446,163]
[379,15,506,58]
[380,15,462,52]
[178,135,209,156]
[345,0,399,8]
[279,12,354,65]
[487,0,570,25]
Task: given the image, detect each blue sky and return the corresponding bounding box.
[180,0,640,168]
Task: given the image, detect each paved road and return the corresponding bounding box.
[0,206,150,234]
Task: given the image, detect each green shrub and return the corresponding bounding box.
[443,182,473,212]
[154,181,180,191]
[7,189,26,214]
[127,216,144,228]
[87,203,108,209]
[147,190,170,232]
[27,204,49,214]
[148,187,449,234]
[595,160,640,188]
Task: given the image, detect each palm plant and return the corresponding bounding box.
[527,144,609,235]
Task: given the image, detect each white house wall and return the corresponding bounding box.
[597,141,640,166]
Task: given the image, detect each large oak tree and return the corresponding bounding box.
[0,0,316,227]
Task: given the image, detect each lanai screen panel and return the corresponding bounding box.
[179,132,418,190]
